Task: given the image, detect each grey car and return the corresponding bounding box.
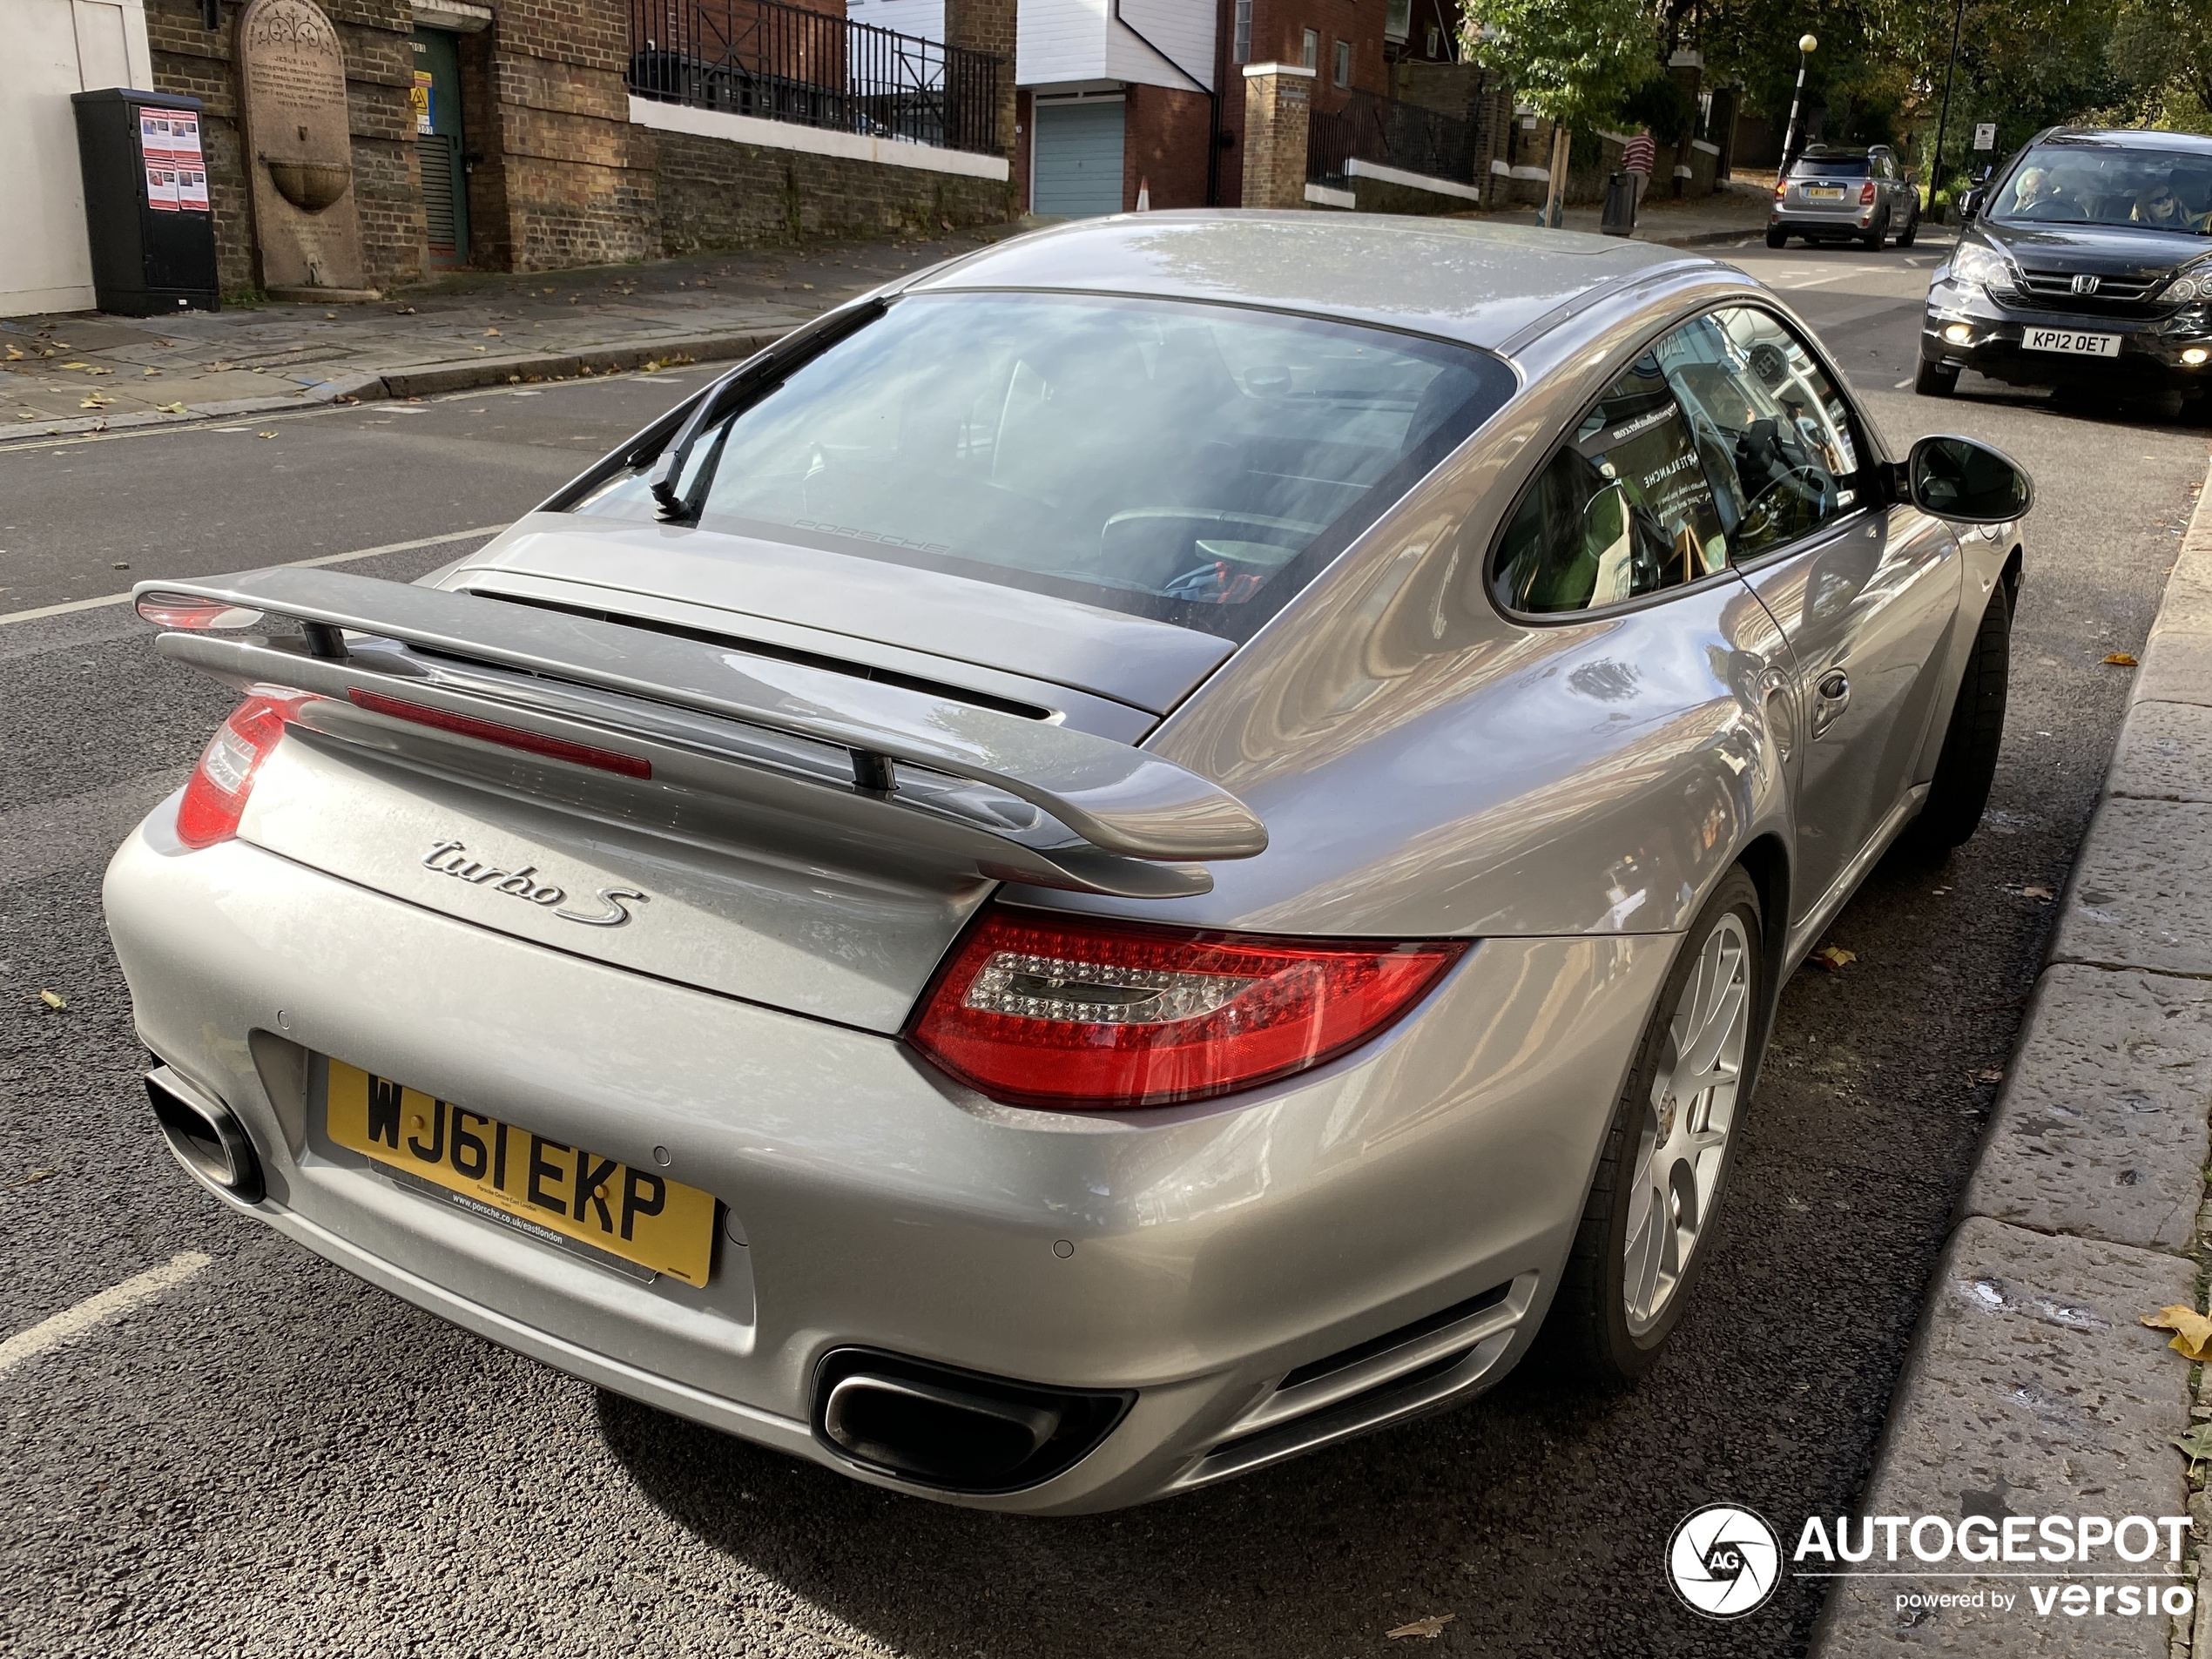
[105,212,2030,1514]
[1769,144,1922,249]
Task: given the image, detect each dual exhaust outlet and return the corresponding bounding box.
[145,1065,264,1204]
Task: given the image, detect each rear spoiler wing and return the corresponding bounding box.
[134,568,1266,900]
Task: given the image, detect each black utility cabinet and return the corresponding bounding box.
[71,88,220,317]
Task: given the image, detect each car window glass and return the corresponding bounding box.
[1492,337,1730,614]
[1992,143,2212,232]
[1657,307,1866,562]
[571,293,1513,644]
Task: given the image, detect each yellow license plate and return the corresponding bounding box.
[326,1060,716,1286]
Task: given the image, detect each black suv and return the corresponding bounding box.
[1919,126,2212,401]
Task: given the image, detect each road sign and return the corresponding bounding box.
[1973,122,1997,151]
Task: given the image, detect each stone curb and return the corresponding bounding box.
[1807,460,2212,1658]
[0,327,791,448]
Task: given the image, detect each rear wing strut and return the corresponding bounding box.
[133,568,1266,900]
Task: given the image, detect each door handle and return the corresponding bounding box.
[1812,668,1851,737]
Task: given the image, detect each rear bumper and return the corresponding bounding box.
[1770,207,1880,237]
[1920,279,2212,390]
[102,799,1670,1513]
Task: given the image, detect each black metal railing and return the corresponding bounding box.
[1307,89,1475,188]
[630,0,1001,156]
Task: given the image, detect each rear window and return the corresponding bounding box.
[1790,156,1871,179]
[570,292,1514,642]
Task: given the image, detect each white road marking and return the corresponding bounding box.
[0,523,507,628]
[0,1252,211,1379]
[1894,378,1915,389]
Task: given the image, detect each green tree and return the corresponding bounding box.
[1460,0,1661,223]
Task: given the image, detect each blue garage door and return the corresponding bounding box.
[1033,99,1125,218]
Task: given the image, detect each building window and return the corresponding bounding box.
[1233,0,1251,64]
[1426,24,1440,57]
[1300,28,1318,69]
[1384,0,1410,41]
[1332,37,1350,84]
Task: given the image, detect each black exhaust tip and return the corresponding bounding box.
[813,1348,1131,1494]
[145,1067,264,1204]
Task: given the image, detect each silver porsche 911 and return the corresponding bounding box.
[105,212,2031,1514]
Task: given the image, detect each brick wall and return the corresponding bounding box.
[489,0,657,269]
[1123,85,1211,211]
[1239,64,1311,209]
[944,0,1015,161]
[147,0,421,293]
[651,127,1011,252]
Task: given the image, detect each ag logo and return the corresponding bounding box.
[1668,1503,1781,1619]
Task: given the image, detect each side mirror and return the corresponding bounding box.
[1905,435,2033,523]
[1959,187,1983,219]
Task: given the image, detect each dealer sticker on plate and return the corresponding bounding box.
[326,1060,717,1285]
[2023,327,2121,357]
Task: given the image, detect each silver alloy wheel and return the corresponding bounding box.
[1622,914,1753,1336]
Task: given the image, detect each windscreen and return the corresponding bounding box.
[570,292,1514,642]
[1990,144,2212,233]
[1790,155,1871,179]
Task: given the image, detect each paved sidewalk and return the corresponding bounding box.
[1460,177,1777,246]
[0,231,999,443]
[1811,469,2212,1657]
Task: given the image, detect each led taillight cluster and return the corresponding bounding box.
[907,907,1464,1110]
[1859,181,1878,205]
[175,695,303,848]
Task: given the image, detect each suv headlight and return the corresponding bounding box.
[1950,242,2013,293]
[2165,265,2212,304]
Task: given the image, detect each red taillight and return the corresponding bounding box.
[176,695,295,848]
[1859,180,1877,206]
[347,688,651,779]
[907,907,1466,1110]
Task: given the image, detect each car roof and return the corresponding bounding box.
[900,211,1710,351]
[2031,127,2212,157]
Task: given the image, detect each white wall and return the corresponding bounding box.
[1,0,156,317]
[1019,0,1213,92]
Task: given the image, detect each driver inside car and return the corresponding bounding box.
[2009,166,2085,219]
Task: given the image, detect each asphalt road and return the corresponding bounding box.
[1,230,2205,1658]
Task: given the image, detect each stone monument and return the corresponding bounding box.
[236,0,373,299]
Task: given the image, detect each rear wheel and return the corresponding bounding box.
[1915,357,1959,397]
[1860,213,1888,250]
[1905,583,2011,852]
[1765,226,1789,249]
[1896,204,1919,247]
[1543,868,1765,1386]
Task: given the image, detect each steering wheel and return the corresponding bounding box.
[1739,464,1830,543]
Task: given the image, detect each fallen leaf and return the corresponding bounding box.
[85,366,113,375]
[2104,652,2139,667]
[2142,1305,2212,1361]
[1811,945,1856,972]
[79,394,113,409]
[144,368,160,375]
[1969,1067,2005,1085]
[2175,1422,2212,1461]
[256,430,278,439]
[7,1168,57,1189]
[483,327,502,336]
[59,361,89,368]
[37,989,65,1010]
[155,401,185,414]
[2020,885,2054,901]
[323,311,337,320]
[1387,1615,1456,1640]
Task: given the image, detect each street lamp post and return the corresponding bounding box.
[1929,0,1967,221]
[1779,33,1817,172]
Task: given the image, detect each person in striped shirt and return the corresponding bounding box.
[1621,128,1656,218]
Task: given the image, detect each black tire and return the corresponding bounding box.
[1914,357,1959,397]
[1541,867,1767,1387]
[1860,213,1888,250]
[1896,205,1919,247]
[1905,583,2011,852]
[1765,226,1789,249]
